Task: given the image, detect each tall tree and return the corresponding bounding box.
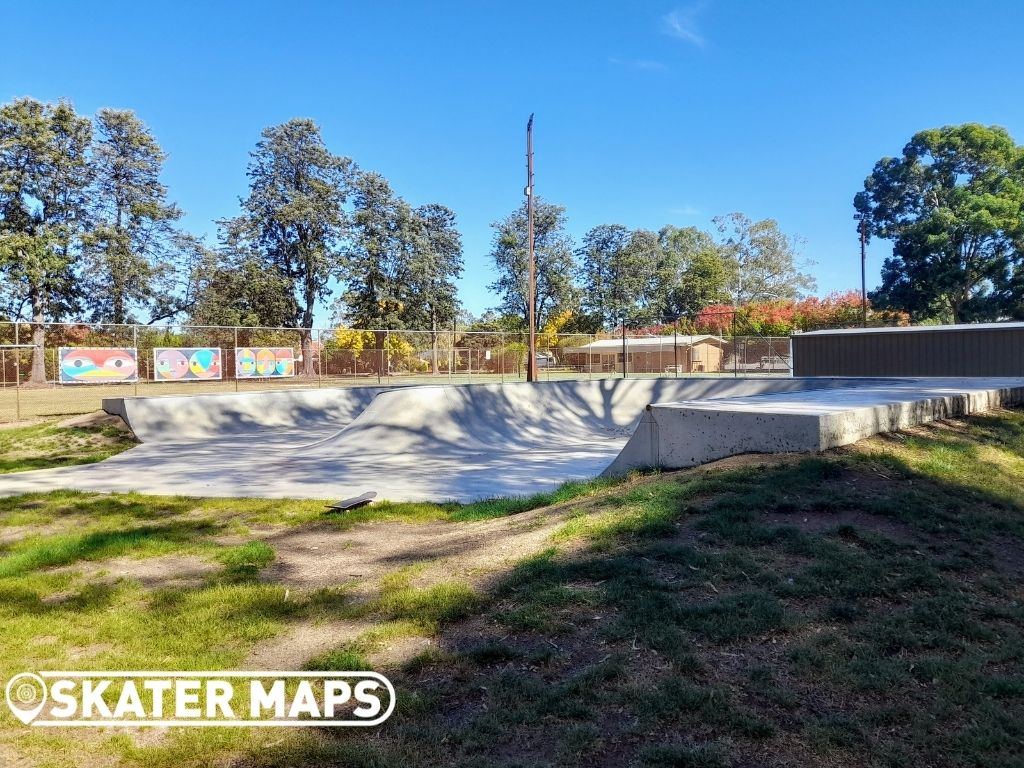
[83,109,183,325]
[185,238,297,327]
[657,225,731,320]
[622,228,664,326]
[576,224,654,330]
[0,98,91,383]
[406,203,463,374]
[334,171,408,364]
[224,118,352,374]
[576,224,632,330]
[488,198,578,331]
[714,213,816,304]
[854,123,1024,322]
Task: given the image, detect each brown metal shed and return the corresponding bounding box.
[791,322,1024,377]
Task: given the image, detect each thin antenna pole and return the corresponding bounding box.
[859,219,868,327]
[526,113,537,383]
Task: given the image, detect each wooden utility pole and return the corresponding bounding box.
[859,218,868,327]
[525,114,537,382]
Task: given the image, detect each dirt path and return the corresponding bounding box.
[244,496,599,669]
[243,454,809,670]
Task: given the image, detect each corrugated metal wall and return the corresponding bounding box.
[792,327,1024,377]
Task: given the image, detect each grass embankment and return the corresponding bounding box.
[0,410,1023,766]
[0,418,137,473]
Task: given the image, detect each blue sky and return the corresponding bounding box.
[4,1,1023,323]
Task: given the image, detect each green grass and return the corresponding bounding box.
[0,419,137,473]
[2,409,1024,766]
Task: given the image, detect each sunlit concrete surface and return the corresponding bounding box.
[1,377,1019,502]
[605,378,1024,475]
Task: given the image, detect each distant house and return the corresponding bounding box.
[561,335,727,374]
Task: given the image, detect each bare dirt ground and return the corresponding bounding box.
[50,553,219,590]
[244,454,812,670]
[246,491,606,669]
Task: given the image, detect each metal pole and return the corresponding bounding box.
[234,327,239,392]
[526,113,537,383]
[732,310,738,378]
[500,332,505,383]
[621,320,627,379]
[13,325,21,422]
[859,218,868,328]
[673,319,679,377]
[317,329,323,388]
[132,325,139,396]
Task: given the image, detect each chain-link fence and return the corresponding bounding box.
[0,320,794,423]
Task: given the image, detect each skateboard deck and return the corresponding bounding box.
[325,491,377,511]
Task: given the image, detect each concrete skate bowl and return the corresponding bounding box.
[0,377,900,502]
[321,377,893,454]
[102,386,392,444]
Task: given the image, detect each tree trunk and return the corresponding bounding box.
[300,328,315,377]
[300,270,316,377]
[30,287,47,385]
[373,330,386,375]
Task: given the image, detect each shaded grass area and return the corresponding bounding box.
[215,410,1024,768]
[1,410,1024,766]
[0,418,138,473]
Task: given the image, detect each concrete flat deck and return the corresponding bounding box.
[1,377,1019,503]
[604,378,1024,475]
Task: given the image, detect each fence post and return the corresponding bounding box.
[13,325,20,419]
[500,332,505,383]
[233,327,239,392]
[673,320,679,378]
[317,329,323,388]
[132,325,139,396]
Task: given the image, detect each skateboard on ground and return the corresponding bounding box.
[325,491,377,511]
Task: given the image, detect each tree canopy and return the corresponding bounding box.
[714,213,816,304]
[220,118,352,373]
[487,198,579,330]
[855,123,1024,323]
[84,109,184,324]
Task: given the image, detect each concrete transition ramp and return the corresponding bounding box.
[1,377,1021,502]
[102,386,390,443]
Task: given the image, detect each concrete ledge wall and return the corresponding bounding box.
[604,380,1024,476]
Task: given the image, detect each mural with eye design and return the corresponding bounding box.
[59,348,139,383]
[154,348,222,381]
[234,347,296,378]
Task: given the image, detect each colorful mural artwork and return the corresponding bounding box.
[154,348,222,381]
[235,347,296,378]
[59,348,139,384]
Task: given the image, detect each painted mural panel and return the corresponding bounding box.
[153,347,223,381]
[234,347,296,378]
[59,348,138,383]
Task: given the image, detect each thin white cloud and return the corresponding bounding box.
[662,5,706,47]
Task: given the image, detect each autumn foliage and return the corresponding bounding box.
[615,291,910,338]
